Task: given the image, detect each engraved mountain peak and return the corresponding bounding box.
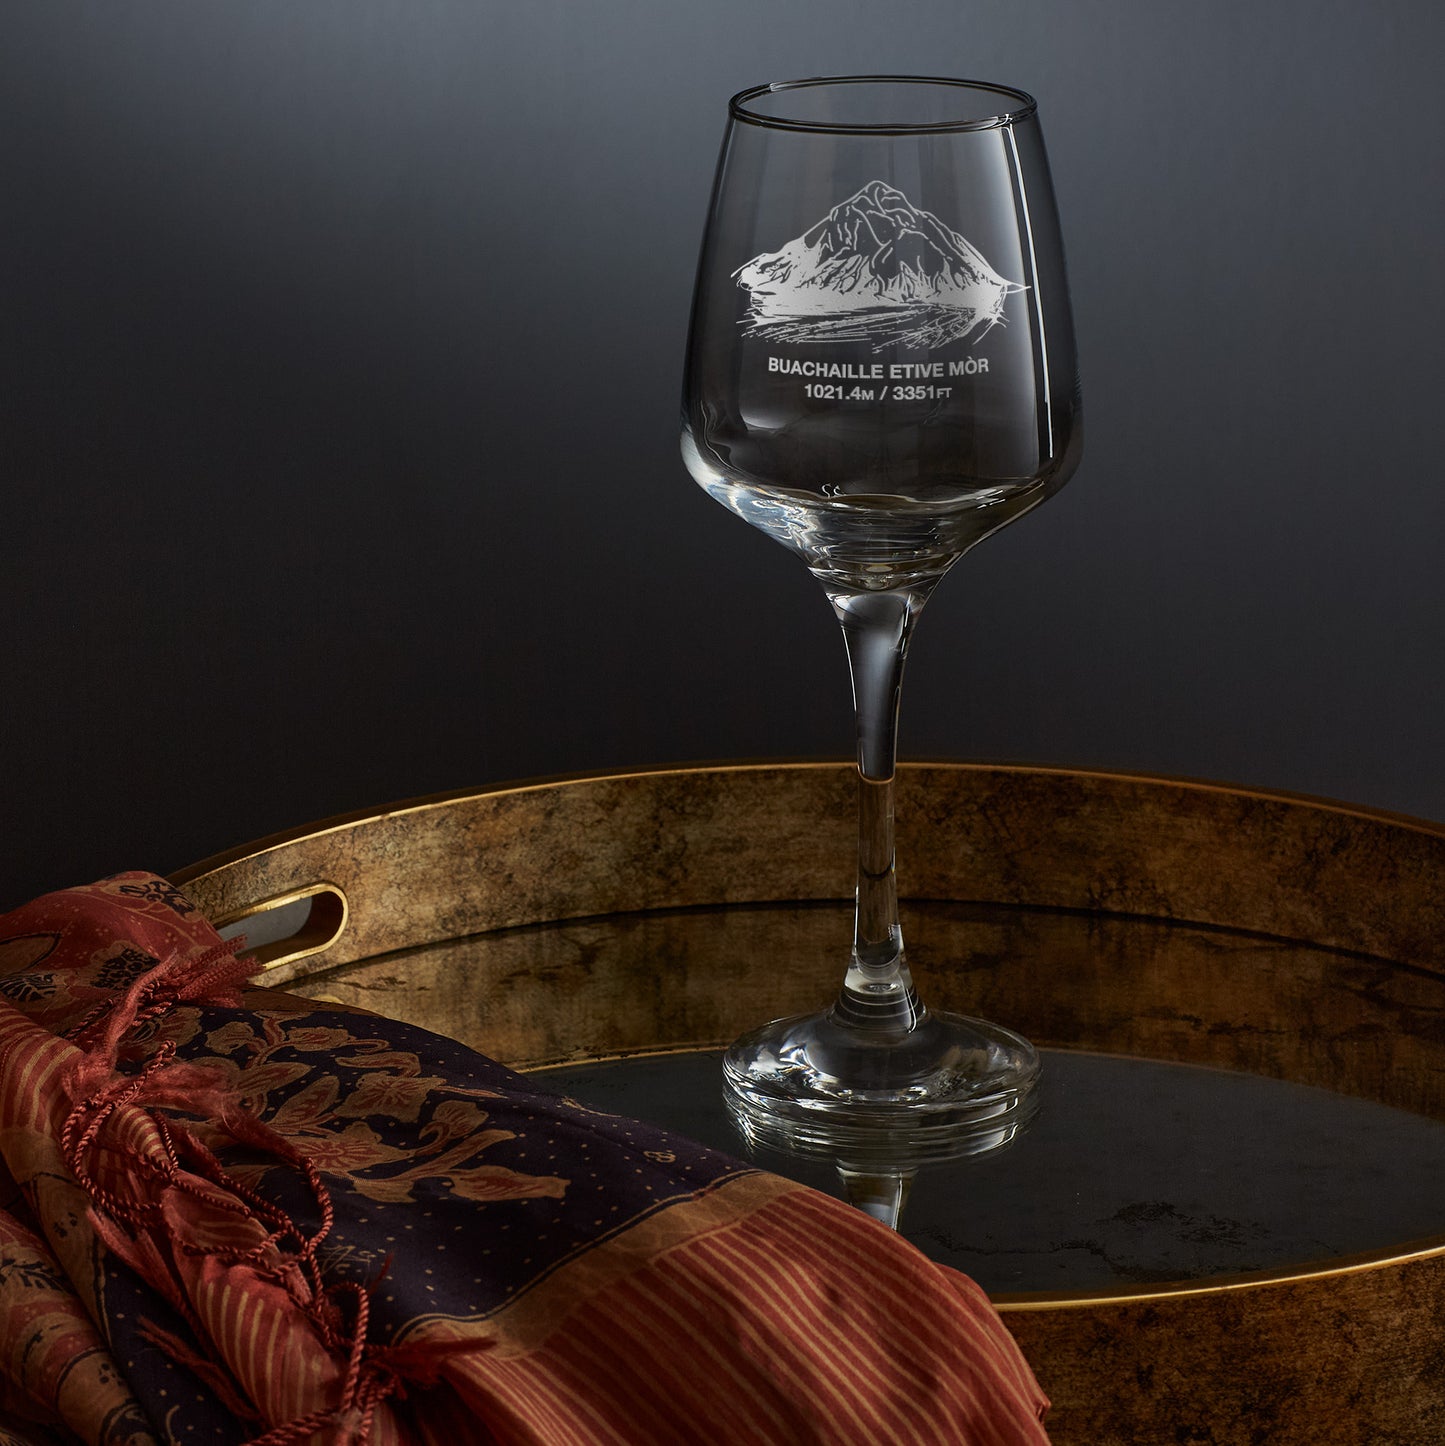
[734,180,1020,350]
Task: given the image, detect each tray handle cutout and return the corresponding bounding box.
[212,883,349,974]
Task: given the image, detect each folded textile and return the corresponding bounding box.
[0,872,1049,1445]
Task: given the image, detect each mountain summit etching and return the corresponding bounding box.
[734,180,1022,352]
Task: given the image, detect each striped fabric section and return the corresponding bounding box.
[0,1001,73,1137]
[183,1257,341,1429]
[436,1182,1050,1445]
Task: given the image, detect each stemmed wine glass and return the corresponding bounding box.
[682,77,1081,1163]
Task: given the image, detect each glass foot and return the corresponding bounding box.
[723,1007,1041,1166]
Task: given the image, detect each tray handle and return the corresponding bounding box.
[211,882,349,975]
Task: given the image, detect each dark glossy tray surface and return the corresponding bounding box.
[534,1046,1445,1296]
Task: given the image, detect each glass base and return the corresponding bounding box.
[722,1006,1041,1166]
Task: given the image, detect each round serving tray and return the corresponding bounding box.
[172,762,1445,1445]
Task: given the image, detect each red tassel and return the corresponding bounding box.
[59,927,490,1444]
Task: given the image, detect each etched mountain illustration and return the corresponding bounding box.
[734,180,1021,351]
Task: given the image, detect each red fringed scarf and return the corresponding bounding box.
[0,874,1052,1446]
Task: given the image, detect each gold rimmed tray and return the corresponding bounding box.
[173,762,1445,1444]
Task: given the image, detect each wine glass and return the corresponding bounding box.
[681,76,1081,1163]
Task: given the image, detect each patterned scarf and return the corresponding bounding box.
[0,872,1049,1444]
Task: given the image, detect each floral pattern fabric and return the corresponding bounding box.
[0,873,1050,1445]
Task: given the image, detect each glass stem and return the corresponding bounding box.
[826,586,932,1040]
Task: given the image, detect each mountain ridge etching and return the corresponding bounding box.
[734,180,1022,352]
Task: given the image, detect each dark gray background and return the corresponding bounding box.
[3,2,1442,909]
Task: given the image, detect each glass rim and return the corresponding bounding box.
[728,75,1038,135]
